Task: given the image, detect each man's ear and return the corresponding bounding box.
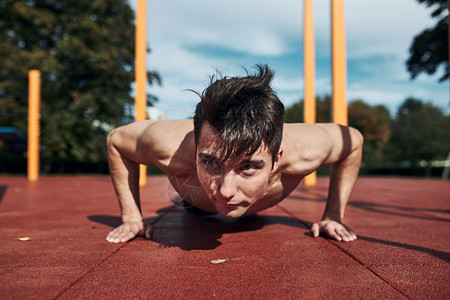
[272,149,283,172]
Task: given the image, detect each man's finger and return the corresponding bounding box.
[311,223,320,238]
[346,231,357,241]
[120,231,134,243]
[339,226,357,241]
[106,229,120,243]
[346,228,357,240]
[325,227,342,241]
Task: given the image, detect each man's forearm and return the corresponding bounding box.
[113,163,142,223]
[107,131,143,223]
[323,139,363,222]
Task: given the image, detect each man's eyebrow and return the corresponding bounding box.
[240,159,265,166]
[198,152,217,160]
[198,152,265,166]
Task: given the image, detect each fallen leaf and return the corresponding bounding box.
[18,237,31,242]
[210,258,230,264]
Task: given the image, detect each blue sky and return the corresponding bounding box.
[130,0,449,120]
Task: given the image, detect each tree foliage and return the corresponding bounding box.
[348,100,392,168]
[348,100,391,152]
[389,98,450,164]
[284,95,331,123]
[285,96,449,170]
[0,0,161,162]
[406,0,449,82]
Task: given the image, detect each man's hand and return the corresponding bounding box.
[106,221,152,243]
[311,219,357,242]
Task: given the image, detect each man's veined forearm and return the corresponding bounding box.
[323,129,363,222]
[107,129,143,223]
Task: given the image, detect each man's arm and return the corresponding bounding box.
[311,124,363,242]
[105,121,156,243]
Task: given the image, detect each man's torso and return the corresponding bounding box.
[143,120,329,215]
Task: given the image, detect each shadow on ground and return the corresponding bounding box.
[356,235,450,263]
[89,204,309,251]
[288,193,450,223]
[89,191,450,263]
[350,201,450,222]
[0,185,7,206]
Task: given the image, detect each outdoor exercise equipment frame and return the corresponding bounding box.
[22,1,348,184]
[134,0,348,186]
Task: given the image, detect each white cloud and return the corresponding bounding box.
[128,0,448,119]
[146,0,301,57]
[345,0,436,58]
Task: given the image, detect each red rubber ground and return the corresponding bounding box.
[0,176,449,299]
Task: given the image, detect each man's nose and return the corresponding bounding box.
[218,172,237,201]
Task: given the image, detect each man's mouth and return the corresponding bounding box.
[213,200,248,218]
[215,199,237,207]
[213,198,250,210]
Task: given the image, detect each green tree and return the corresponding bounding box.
[285,97,392,169]
[406,0,448,82]
[284,95,331,123]
[348,100,392,169]
[284,101,303,123]
[389,98,450,165]
[0,0,161,162]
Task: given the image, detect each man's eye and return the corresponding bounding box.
[203,160,219,169]
[240,164,257,175]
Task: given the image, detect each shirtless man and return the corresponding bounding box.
[106,65,363,244]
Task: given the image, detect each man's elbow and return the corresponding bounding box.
[348,127,364,164]
[350,127,364,150]
[106,128,122,158]
[106,129,116,149]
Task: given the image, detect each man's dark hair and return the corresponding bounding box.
[193,64,285,164]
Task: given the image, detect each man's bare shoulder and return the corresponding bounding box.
[283,122,340,133]
[140,119,195,169]
[280,123,335,175]
[143,119,193,140]
[280,122,363,175]
[108,119,194,170]
[282,123,336,147]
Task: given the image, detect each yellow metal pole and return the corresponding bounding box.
[303,0,316,186]
[27,70,41,181]
[331,0,348,126]
[135,0,147,186]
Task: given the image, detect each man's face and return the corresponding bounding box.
[196,122,280,218]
